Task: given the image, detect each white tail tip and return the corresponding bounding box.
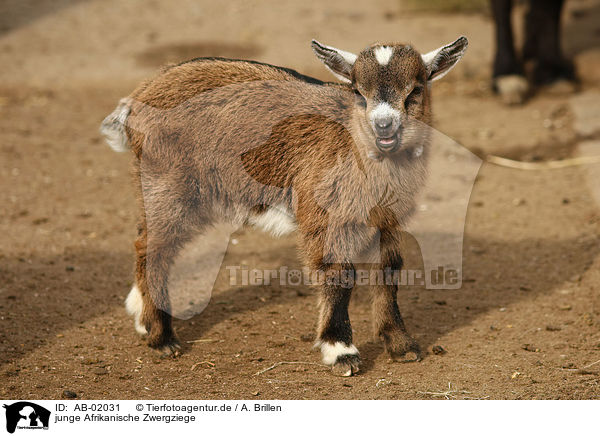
[100,98,131,152]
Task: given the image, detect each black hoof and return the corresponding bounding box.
[384,333,422,362]
[158,341,182,357]
[148,332,181,357]
[331,353,361,377]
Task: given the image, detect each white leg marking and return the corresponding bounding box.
[316,341,359,365]
[374,46,394,66]
[125,284,147,335]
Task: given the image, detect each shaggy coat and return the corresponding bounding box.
[101,37,467,376]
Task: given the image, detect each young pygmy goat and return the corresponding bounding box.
[101,36,468,376]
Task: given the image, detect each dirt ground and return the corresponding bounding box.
[1,0,600,400]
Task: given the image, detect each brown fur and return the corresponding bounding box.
[103,37,467,374]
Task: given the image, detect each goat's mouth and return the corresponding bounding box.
[375,135,399,152]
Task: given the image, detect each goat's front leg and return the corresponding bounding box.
[298,225,360,376]
[371,229,421,360]
[314,262,360,376]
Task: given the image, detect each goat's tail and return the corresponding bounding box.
[100,98,131,152]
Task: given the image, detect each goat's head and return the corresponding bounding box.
[312,37,468,154]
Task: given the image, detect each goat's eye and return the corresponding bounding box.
[354,89,367,108]
[405,86,423,107]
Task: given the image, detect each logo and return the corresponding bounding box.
[3,402,50,434]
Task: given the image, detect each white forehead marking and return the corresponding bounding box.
[369,102,400,122]
[374,46,394,66]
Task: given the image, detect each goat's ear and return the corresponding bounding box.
[311,39,357,84]
[421,36,468,82]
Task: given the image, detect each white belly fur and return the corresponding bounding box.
[248,204,297,237]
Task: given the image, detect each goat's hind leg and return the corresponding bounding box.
[127,218,189,356]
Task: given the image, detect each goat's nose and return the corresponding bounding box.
[376,119,392,130]
[374,118,395,137]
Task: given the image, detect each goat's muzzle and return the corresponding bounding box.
[375,129,401,153]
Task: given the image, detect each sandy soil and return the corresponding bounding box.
[1,0,600,399]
